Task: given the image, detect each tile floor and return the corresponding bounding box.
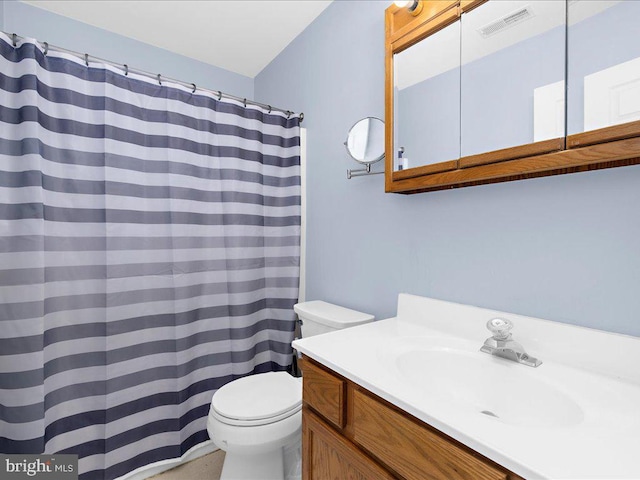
[150,450,225,480]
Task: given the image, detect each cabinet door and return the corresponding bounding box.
[393,20,461,173]
[302,409,394,480]
[459,0,566,167]
[567,0,640,147]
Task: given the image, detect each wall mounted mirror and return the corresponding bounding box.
[345,117,385,178]
[567,0,640,145]
[460,0,566,163]
[384,0,640,195]
[394,20,460,172]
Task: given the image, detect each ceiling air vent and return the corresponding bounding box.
[478,5,536,38]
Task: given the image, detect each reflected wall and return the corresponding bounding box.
[461,1,565,156]
[568,1,640,135]
[394,22,460,170]
[393,1,566,167]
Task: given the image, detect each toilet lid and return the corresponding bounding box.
[211,371,302,422]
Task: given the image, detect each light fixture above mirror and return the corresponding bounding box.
[393,0,424,16]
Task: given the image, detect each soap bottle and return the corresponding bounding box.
[398,147,409,171]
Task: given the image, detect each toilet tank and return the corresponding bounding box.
[294,300,374,338]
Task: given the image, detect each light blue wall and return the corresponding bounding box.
[2,1,253,98]
[255,0,640,337]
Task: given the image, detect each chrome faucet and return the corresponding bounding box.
[480,318,542,367]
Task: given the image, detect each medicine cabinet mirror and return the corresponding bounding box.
[460,0,565,162]
[566,0,640,146]
[385,0,640,194]
[393,20,460,172]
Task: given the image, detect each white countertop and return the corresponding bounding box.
[293,294,640,479]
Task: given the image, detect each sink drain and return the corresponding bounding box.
[480,410,499,418]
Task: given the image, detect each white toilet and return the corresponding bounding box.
[207,300,374,480]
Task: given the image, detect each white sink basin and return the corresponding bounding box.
[395,346,584,428]
[294,294,640,479]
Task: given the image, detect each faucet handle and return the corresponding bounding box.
[487,318,513,340]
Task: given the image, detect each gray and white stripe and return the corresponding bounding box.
[0,33,300,480]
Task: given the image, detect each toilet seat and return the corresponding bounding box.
[210,371,302,427]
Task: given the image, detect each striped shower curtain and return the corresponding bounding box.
[0,33,301,479]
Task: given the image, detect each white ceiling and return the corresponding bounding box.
[21,0,334,78]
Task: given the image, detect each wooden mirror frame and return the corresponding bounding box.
[385,0,640,194]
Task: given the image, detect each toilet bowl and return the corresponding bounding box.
[207,372,302,480]
[207,301,374,480]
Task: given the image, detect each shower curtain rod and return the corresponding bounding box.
[5,31,304,122]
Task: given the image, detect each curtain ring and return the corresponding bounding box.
[157,74,162,85]
[43,42,49,56]
[218,91,222,101]
[84,53,89,66]
[286,111,292,119]
[191,83,196,93]
[124,64,128,76]
[267,105,272,113]
[299,112,304,123]
[12,33,17,47]
[243,98,247,108]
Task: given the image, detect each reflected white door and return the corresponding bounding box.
[534,80,565,142]
[584,56,640,131]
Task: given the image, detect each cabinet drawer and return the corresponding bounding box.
[352,389,508,480]
[301,359,346,430]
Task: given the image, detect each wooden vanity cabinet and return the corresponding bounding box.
[300,356,524,480]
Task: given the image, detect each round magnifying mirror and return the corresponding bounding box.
[344,117,385,165]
